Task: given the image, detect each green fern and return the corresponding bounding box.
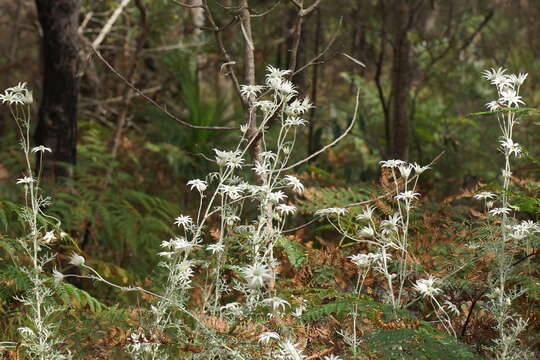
[56,282,107,313]
[361,326,483,360]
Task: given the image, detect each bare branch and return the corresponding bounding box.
[81,85,162,106]
[239,16,254,51]
[280,86,361,171]
[288,0,324,72]
[202,0,243,100]
[342,53,366,68]
[292,18,340,75]
[300,0,323,16]
[171,0,203,8]
[91,46,237,131]
[251,0,281,17]
[92,0,131,49]
[289,0,302,9]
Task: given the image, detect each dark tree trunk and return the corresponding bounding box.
[389,1,412,160]
[34,0,80,179]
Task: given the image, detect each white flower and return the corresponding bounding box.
[500,88,525,108]
[277,204,296,216]
[358,226,374,238]
[267,77,297,95]
[16,176,36,185]
[207,242,225,254]
[381,213,401,234]
[69,253,85,267]
[267,190,287,203]
[254,161,270,176]
[158,251,174,258]
[510,72,528,87]
[278,338,306,360]
[292,303,306,317]
[395,191,420,201]
[187,179,208,192]
[284,117,308,127]
[167,236,196,251]
[444,300,460,316]
[509,221,537,240]
[517,220,540,232]
[259,151,277,161]
[241,263,273,288]
[0,92,24,105]
[221,302,242,315]
[220,185,244,200]
[43,231,56,244]
[213,149,244,168]
[412,162,430,174]
[1,83,32,105]
[7,82,28,93]
[263,296,290,312]
[370,251,391,264]
[379,159,405,168]
[240,84,264,99]
[315,207,348,216]
[258,331,280,345]
[52,268,64,284]
[473,191,496,200]
[355,206,375,221]
[501,169,512,179]
[485,100,501,111]
[284,175,304,192]
[482,67,508,85]
[413,276,442,298]
[31,146,52,154]
[254,100,274,112]
[349,253,372,268]
[174,215,193,228]
[285,98,313,115]
[489,207,512,216]
[240,123,249,133]
[324,355,342,360]
[398,164,413,178]
[500,138,522,157]
[266,65,292,79]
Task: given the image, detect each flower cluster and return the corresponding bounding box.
[482,68,527,110]
[0,82,33,105]
[413,276,442,298]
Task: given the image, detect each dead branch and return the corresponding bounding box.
[91,46,237,131]
[251,0,281,17]
[92,0,131,49]
[288,0,325,72]
[280,86,361,171]
[171,0,204,8]
[201,0,243,100]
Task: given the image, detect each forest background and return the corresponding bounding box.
[1,0,540,359]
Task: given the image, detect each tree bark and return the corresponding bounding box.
[34,0,80,179]
[389,1,412,160]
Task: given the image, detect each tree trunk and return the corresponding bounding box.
[389,1,412,160]
[34,0,80,179]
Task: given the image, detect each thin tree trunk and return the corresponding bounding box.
[34,0,81,179]
[308,8,321,156]
[389,1,412,160]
